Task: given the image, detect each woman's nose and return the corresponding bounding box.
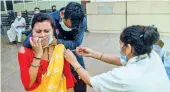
[41,32,45,37]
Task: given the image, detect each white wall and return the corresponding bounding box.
[86,1,170,36]
[87,2,126,33]
[127,1,170,36]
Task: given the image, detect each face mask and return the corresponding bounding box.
[120,54,127,62]
[59,20,72,31]
[120,46,128,62]
[48,34,53,44]
[34,11,39,14]
[17,16,21,19]
[52,9,56,12]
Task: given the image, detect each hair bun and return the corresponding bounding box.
[143,26,160,47]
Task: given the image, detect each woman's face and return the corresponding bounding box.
[119,40,133,60]
[32,20,53,38]
[32,20,53,47]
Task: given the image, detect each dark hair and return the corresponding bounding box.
[31,13,54,29]
[51,5,56,9]
[34,7,39,10]
[120,25,160,56]
[64,2,85,29]
[60,7,65,12]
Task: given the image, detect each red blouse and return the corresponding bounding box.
[18,47,76,91]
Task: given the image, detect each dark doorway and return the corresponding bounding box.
[81,0,90,15]
[6,1,13,11]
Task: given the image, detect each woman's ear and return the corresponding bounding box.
[125,44,132,55]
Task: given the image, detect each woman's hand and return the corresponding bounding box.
[64,49,78,64]
[41,36,49,48]
[30,37,43,58]
[76,45,94,57]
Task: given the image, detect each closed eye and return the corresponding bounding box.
[44,29,50,33]
[35,30,41,33]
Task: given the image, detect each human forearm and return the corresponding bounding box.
[90,50,121,66]
[28,59,40,87]
[71,61,92,87]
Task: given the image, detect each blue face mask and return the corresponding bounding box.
[120,54,127,62]
[120,46,128,62]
